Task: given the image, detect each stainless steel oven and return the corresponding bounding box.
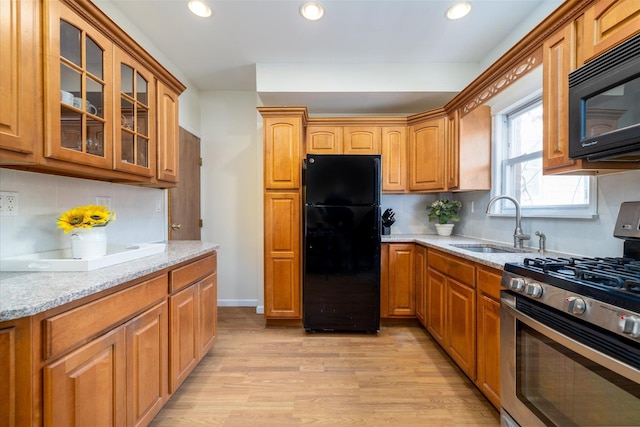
[500,202,640,426]
[500,290,640,426]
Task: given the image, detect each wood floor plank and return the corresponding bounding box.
[150,307,499,426]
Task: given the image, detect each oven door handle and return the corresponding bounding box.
[502,296,640,382]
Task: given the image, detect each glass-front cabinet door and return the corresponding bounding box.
[114,50,155,177]
[45,3,113,169]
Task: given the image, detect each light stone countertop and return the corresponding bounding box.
[0,241,219,322]
[381,234,570,270]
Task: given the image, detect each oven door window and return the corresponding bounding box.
[516,324,640,426]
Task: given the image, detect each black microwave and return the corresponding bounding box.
[568,32,640,162]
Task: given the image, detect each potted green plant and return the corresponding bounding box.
[427,198,462,236]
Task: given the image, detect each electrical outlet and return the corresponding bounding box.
[467,201,475,213]
[96,196,112,211]
[155,199,162,213]
[0,191,19,216]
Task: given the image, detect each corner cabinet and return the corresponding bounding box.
[259,107,307,324]
[0,0,185,187]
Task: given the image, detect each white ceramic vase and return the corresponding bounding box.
[435,223,454,236]
[70,227,107,259]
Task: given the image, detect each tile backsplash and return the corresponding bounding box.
[0,169,167,258]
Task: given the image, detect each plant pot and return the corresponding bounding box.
[70,227,107,259]
[435,223,454,236]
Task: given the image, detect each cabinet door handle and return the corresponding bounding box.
[170,223,182,230]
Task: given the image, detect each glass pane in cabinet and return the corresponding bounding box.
[121,131,134,164]
[60,108,82,151]
[137,106,148,136]
[137,137,149,167]
[85,36,103,79]
[86,117,104,157]
[136,72,148,105]
[86,78,103,118]
[121,98,134,130]
[121,64,134,97]
[60,64,81,106]
[60,21,81,66]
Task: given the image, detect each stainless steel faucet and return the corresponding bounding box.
[535,231,546,254]
[486,195,530,249]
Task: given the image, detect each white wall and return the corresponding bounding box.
[199,92,263,308]
[0,169,166,258]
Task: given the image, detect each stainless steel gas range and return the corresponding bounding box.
[499,202,640,427]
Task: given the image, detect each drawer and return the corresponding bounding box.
[43,274,168,360]
[477,266,502,300]
[170,253,217,293]
[428,250,475,287]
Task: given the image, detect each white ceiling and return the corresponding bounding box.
[102,0,562,114]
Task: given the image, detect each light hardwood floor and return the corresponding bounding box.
[150,307,500,426]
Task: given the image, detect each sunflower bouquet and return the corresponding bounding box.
[57,204,116,233]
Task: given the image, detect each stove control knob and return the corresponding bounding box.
[621,316,640,338]
[566,297,586,315]
[525,282,543,298]
[509,277,526,292]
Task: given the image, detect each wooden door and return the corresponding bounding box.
[426,268,446,346]
[43,327,126,427]
[408,117,446,191]
[169,127,201,240]
[414,245,428,326]
[343,127,380,154]
[169,284,199,393]
[446,279,476,379]
[381,127,407,192]
[264,192,301,319]
[305,126,342,154]
[125,302,168,427]
[0,0,39,162]
[198,272,218,358]
[387,244,415,317]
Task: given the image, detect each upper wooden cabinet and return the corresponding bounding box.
[457,106,491,190]
[343,127,381,154]
[583,0,640,62]
[0,0,185,187]
[262,113,305,190]
[306,125,342,154]
[542,17,640,175]
[45,2,115,171]
[155,81,180,184]
[408,113,446,192]
[381,126,407,192]
[0,0,40,164]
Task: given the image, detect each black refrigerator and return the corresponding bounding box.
[303,154,381,333]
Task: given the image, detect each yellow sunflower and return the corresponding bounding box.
[57,204,115,233]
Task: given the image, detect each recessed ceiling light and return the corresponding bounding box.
[188,0,212,18]
[446,2,471,20]
[300,2,324,21]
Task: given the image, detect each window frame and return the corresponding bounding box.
[491,92,598,219]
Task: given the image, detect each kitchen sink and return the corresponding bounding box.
[449,243,527,254]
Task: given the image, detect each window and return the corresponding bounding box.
[493,96,596,218]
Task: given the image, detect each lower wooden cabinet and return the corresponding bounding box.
[414,245,428,325]
[44,326,127,427]
[169,272,217,393]
[380,243,415,318]
[476,266,503,410]
[0,252,217,427]
[426,249,477,381]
